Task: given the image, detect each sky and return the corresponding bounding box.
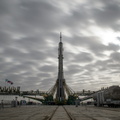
[0,0,120,92]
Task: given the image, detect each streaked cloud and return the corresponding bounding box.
[0,0,120,91]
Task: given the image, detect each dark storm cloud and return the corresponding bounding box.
[16,36,46,50]
[110,52,120,62]
[86,59,117,73]
[117,37,120,41]
[0,0,64,40]
[91,0,120,30]
[99,77,111,80]
[40,65,56,72]
[20,0,63,29]
[81,70,92,76]
[37,73,51,78]
[63,4,91,29]
[72,52,93,63]
[0,31,12,47]
[61,0,120,32]
[109,70,120,74]
[1,64,32,75]
[0,0,10,15]
[67,36,107,56]
[107,43,120,51]
[64,52,76,62]
[108,63,120,69]
[65,64,83,76]
[38,77,57,90]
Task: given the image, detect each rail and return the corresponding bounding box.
[46,106,59,120]
[63,106,75,120]
[46,106,74,120]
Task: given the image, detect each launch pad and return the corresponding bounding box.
[43,33,77,105]
[0,33,78,105]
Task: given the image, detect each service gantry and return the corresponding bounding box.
[47,33,75,103]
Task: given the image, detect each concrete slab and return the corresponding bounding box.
[51,106,70,120]
[0,105,120,120]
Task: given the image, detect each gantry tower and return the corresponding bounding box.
[56,32,65,102]
[21,33,77,104]
[47,33,75,103]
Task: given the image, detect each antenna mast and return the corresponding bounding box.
[60,32,62,42]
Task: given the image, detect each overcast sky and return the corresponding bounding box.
[0,0,120,91]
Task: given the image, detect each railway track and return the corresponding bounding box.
[46,106,74,120]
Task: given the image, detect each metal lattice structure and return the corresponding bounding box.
[46,33,75,103]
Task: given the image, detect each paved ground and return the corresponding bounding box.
[51,106,70,120]
[64,105,120,120]
[0,105,120,120]
[0,105,57,120]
